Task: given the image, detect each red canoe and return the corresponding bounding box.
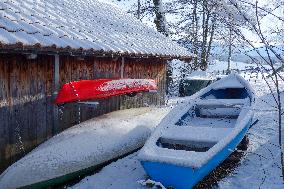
[55,79,157,105]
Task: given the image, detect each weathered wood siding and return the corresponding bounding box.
[0,54,54,172]
[0,54,167,172]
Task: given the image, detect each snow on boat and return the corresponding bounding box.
[139,74,255,189]
[0,107,170,189]
[55,79,157,105]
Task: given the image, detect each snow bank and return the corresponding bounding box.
[0,107,170,189]
[218,135,284,189]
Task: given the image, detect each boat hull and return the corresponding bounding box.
[19,149,138,189]
[55,79,157,105]
[141,118,252,189]
[19,164,97,189]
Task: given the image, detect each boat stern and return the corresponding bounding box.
[141,161,198,189]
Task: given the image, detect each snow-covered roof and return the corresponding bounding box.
[0,0,193,59]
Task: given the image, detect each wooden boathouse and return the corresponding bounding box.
[0,0,192,172]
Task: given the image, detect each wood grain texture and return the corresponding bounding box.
[0,54,54,172]
[0,56,10,171]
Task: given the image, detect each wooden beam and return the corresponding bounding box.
[53,55,60,134]
[120,57,125,78]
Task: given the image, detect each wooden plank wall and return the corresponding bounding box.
[58,56,96,131]
[0,54,167,173]
[0,54,54,172]
[120,58,166,109]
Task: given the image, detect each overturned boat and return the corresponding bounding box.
[55,79,157,105]
[0,107,169,189]
[139,74,255,189]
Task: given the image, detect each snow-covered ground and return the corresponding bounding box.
[71,66,284,189]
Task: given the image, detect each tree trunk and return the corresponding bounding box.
[153,0,168,36]
[192,0,199,69]
[227,26,232,74]
[200,0,210,70]
[205,17,216,64]
[137,0,141,20]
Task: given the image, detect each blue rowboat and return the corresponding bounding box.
[139,74,255,189]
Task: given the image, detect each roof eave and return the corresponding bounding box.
[0,44,193,61]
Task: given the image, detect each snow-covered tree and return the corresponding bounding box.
[152,0,169,36]
[220,0,284,180]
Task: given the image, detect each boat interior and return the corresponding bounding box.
[156,83,251,153]
[201,87,250,100]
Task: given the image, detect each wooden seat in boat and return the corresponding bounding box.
[157,126,233,152]
[160,126,232,144]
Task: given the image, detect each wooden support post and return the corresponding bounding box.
[53,55,60,134]
[120,57,125,78]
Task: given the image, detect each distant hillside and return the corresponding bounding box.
[211,44,284,63]
[241,45,284,62]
